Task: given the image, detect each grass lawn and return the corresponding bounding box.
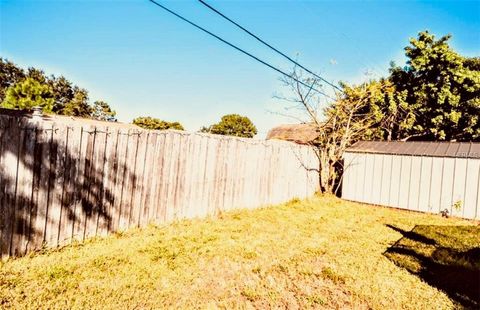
[1,195,479,309]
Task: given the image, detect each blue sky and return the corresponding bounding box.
[1,0,479,136]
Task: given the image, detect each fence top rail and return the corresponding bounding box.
[0,113,312,149]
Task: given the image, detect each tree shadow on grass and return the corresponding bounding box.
[384,224,480,309]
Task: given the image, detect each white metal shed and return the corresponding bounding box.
[342,141,480,220]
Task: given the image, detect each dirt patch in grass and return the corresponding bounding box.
[0,195,477,309]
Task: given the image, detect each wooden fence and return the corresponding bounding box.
[0,114,319,258]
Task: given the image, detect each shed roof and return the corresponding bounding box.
[346,141,480,159]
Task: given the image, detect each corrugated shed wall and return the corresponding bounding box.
[342,152,480,220]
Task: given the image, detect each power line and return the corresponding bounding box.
[197,0,342,93]
[147,0,335,100]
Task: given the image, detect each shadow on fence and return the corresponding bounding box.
[384,224,480,308]
[0,117,138,258]
[1,114,320,259]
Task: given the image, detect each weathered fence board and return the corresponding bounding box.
[0,115,318,258]
[2,117,20,258]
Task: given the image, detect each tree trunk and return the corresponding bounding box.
[318,151,335,194]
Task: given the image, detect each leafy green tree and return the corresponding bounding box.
[132,116,184,130]
[61,87,92,117]
[464,57,480,71]
[341,31,480,142]
[341,79,412,141]
[388,31,480,141]
[1,77,54,112]
[0,58,25,102]
[0,58,120,121]
[201,114,257,138]
[278,31,480,192]
[277,66,378,193]
[49,76,75,114]
[92,100,116,121]
[26,67,48,84]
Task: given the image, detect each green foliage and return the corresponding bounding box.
[452,200,463,212]
[339,79,412,141]
[389,31,480,141]
[0,58,25,102]
[464,57,480,71]
[201,114,257,138]
[92,100,117,121]
[1,77,54,112]
[0,58,116,120]
[26,67,48,84]
[342,31,480,142]
[384,224,480,308]
[61,87,92,117]
[132,116,184,131]
[49,76,75,113]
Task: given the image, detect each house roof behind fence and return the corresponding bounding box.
[346,141,480,159]
[266,123,319,145]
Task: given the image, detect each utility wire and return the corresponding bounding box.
[198,0,342,93]
[147,0,335,100]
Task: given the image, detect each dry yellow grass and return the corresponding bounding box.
[1,195,478,309]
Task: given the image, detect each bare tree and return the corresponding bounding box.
[276,66,376,194]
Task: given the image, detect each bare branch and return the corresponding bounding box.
[275,65,377,193]
[266,110,308,123]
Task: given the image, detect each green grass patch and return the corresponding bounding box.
[0,195,478,309]
[384,224,480,308]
